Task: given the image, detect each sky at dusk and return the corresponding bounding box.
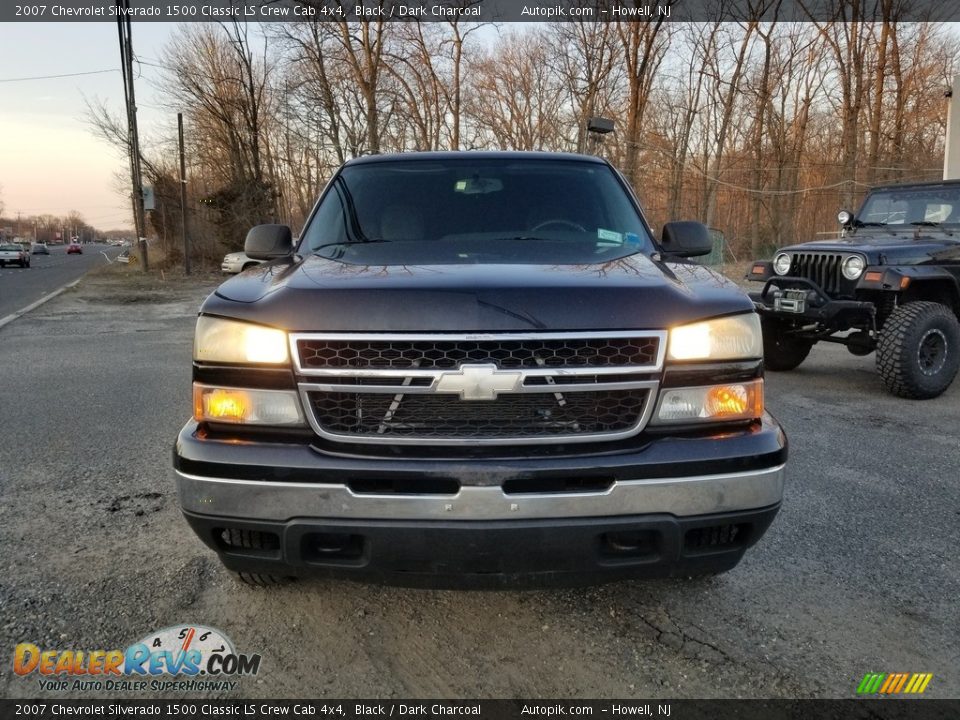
[2,20,960,232]
[1,22,178,230]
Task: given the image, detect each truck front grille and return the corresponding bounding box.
[789,252,844,294]
[291,332,665,445]
[297,336,660,370]
[307,389,651,440]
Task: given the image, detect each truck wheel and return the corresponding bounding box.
[877,301,960,399]
[761,319,813,371]
[222,529,292,587]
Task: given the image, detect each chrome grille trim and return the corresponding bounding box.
[298,379,659,394]
[290,331,666,446]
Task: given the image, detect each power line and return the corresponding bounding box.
[0,68,119,83]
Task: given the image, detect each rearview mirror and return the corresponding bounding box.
[660,221,712,258]
[244,224,293,260]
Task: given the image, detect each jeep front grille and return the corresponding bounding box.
[291,332,665,445]
[789,252,844,294]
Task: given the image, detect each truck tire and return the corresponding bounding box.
[761,319,813,371]
[222,529,292,587]
[877,301,960,399]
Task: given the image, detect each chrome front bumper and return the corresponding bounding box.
[175,464,784,523]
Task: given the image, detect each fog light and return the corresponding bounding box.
[193,384,305,426]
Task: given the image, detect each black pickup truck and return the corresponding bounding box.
[749,180,960,399]
[174,151,786,587]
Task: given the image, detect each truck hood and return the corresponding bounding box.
[201,254,752,332]
[780,232,960,266]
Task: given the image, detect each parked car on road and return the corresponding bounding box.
[0,243,30,267]
[221,251,265,274]
[175,151,787,588]
[31,242,50,255]
[67,243,83,255]
[748,179,960,399]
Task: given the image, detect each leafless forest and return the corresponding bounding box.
[87,9,960,265]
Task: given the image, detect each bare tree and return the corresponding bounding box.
[547,19,624,153]
[615,16,672,189]
[156,23,277,245]
[465,32,567,151]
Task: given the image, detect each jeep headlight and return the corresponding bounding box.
[668,314,763,362]
[194,316,289,364]
[773,252,791,276]
[842,255,865,280]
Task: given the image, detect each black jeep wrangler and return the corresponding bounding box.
[748,180,960,399]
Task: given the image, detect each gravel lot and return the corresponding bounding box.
[0,267,957,700]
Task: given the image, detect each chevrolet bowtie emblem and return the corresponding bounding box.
[434,364,523,400]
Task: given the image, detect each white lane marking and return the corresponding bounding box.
[0,277,84,331]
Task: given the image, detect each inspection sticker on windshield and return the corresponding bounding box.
[597,228,623,245]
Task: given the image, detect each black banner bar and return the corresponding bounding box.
[1,700,959,720]
[2,0,959,23]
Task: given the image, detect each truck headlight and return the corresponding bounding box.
[652,380,764,424]
[194,316,289,364]
[193,384,305,426]
[773,252,791,275]
[842,255,866,280]
[668,314,763,361]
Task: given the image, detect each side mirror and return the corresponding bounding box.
[244,224,293,260]
[660,221,712,258]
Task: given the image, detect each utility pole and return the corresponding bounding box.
[178,113,191,275]
[945,76,960,180]
[116,0,149,271]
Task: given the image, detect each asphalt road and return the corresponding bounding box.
[0,243,120,320]
[0,271,957,701]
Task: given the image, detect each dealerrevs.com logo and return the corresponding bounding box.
[14,625,261,692]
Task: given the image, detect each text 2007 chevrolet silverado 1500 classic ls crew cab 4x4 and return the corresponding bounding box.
[173,152,787,587]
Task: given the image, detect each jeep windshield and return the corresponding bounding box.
[857,185,960,228]
[299,158,655,265]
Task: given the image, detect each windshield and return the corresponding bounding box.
[299,158,654,265]
[857,185,960,226]
[1,244,21,251]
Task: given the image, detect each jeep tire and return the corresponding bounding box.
[877,301,960,399]
[761,318,813,371]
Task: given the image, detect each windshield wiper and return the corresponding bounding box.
[499,235,561,242]
[910,221,941,227]
[314,239,393,252]
[854,221,888,227]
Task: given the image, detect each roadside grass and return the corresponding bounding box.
[73,248,222,303]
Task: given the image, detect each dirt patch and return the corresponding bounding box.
[70,261,221,305]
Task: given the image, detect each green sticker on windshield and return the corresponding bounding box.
[597,228,623,244]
